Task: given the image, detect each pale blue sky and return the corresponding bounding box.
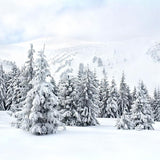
[0,0,160,44]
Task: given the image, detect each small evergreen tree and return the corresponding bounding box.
[58,75,80,126]
[130,81,154,130]
[116,113,133,130]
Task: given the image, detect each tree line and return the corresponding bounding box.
[0,44,159,135]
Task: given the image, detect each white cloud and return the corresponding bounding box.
[0,0,160,44]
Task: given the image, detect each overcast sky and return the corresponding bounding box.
[0,0,160,45]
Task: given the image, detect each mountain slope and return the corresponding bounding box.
[1,36,160,93]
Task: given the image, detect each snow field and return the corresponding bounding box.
[0,112,160,160]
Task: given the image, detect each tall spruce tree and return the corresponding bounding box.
[78,63,84,80]
[0,65,6,110]
[117,85,133,129]
[99,70,109,118]
[5,64,20,110]
[10,74,21,113]
[152,89,160,121]
[11,44,35,115]
[16,45,64,135]
[118,73,130,117]
[106,78,119,118]
[132,87,137,103]
[58,75,80,126]
[50,76,58,96]
[76,66,99,126]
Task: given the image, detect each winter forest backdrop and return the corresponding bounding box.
[0,43,158,134]
[1,0,160,160]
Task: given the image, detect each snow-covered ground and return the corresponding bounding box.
[0,111,160,160]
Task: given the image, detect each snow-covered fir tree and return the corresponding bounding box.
[106,78,118,118]
[116,84,133,130]
[5,64,20,110]
[126,86,132,109]
[151,88,158,121]
[99,70,109,118]
[50,76,58,96]
[9,75,22,113]
[0,65,6,110]
[76,66,99,126]
[17,45,64,135]
[130,81,154,130]
[78,63,84,80]
[10,44,35,115]
[132,87,137,102]
[19,43,35,91]
[26,43,35,82]
[93,69,100,111]
[58,75,80,126]
[118,73,131,117]
[152,89,160,121]
[116,113,133,130]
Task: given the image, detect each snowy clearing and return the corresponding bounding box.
[0,111,160,160]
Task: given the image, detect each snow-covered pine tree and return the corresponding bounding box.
[106,78,119,118]
[26,43,35,82]
[130,81,154,130]
[116,85,133,129]
[93,69,100,113]
[76,66,99,126]
[118,72,130,117]
[99,70,109,118]
[10,44,35,115]
[0,65,6,110]
[78,63,84,80]
[5,64,20,110]
[151,88,158,121]
[18,45,64,135]
[9,74,22,113]
[132,87,137,102]
[50,76,58,96]
[58,75,80,126]
[126,86,132,111]
[116,113,133,130]
[152,89,160,121]
[21,43,35,90]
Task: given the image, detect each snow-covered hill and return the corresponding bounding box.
[1,36,160,93]
[147,43,160,62]
[0,111,160,160]
[48,39,160,93]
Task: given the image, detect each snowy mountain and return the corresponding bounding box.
[1,36,160,93]
[147,43,160,62]
[49,43,129,81]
